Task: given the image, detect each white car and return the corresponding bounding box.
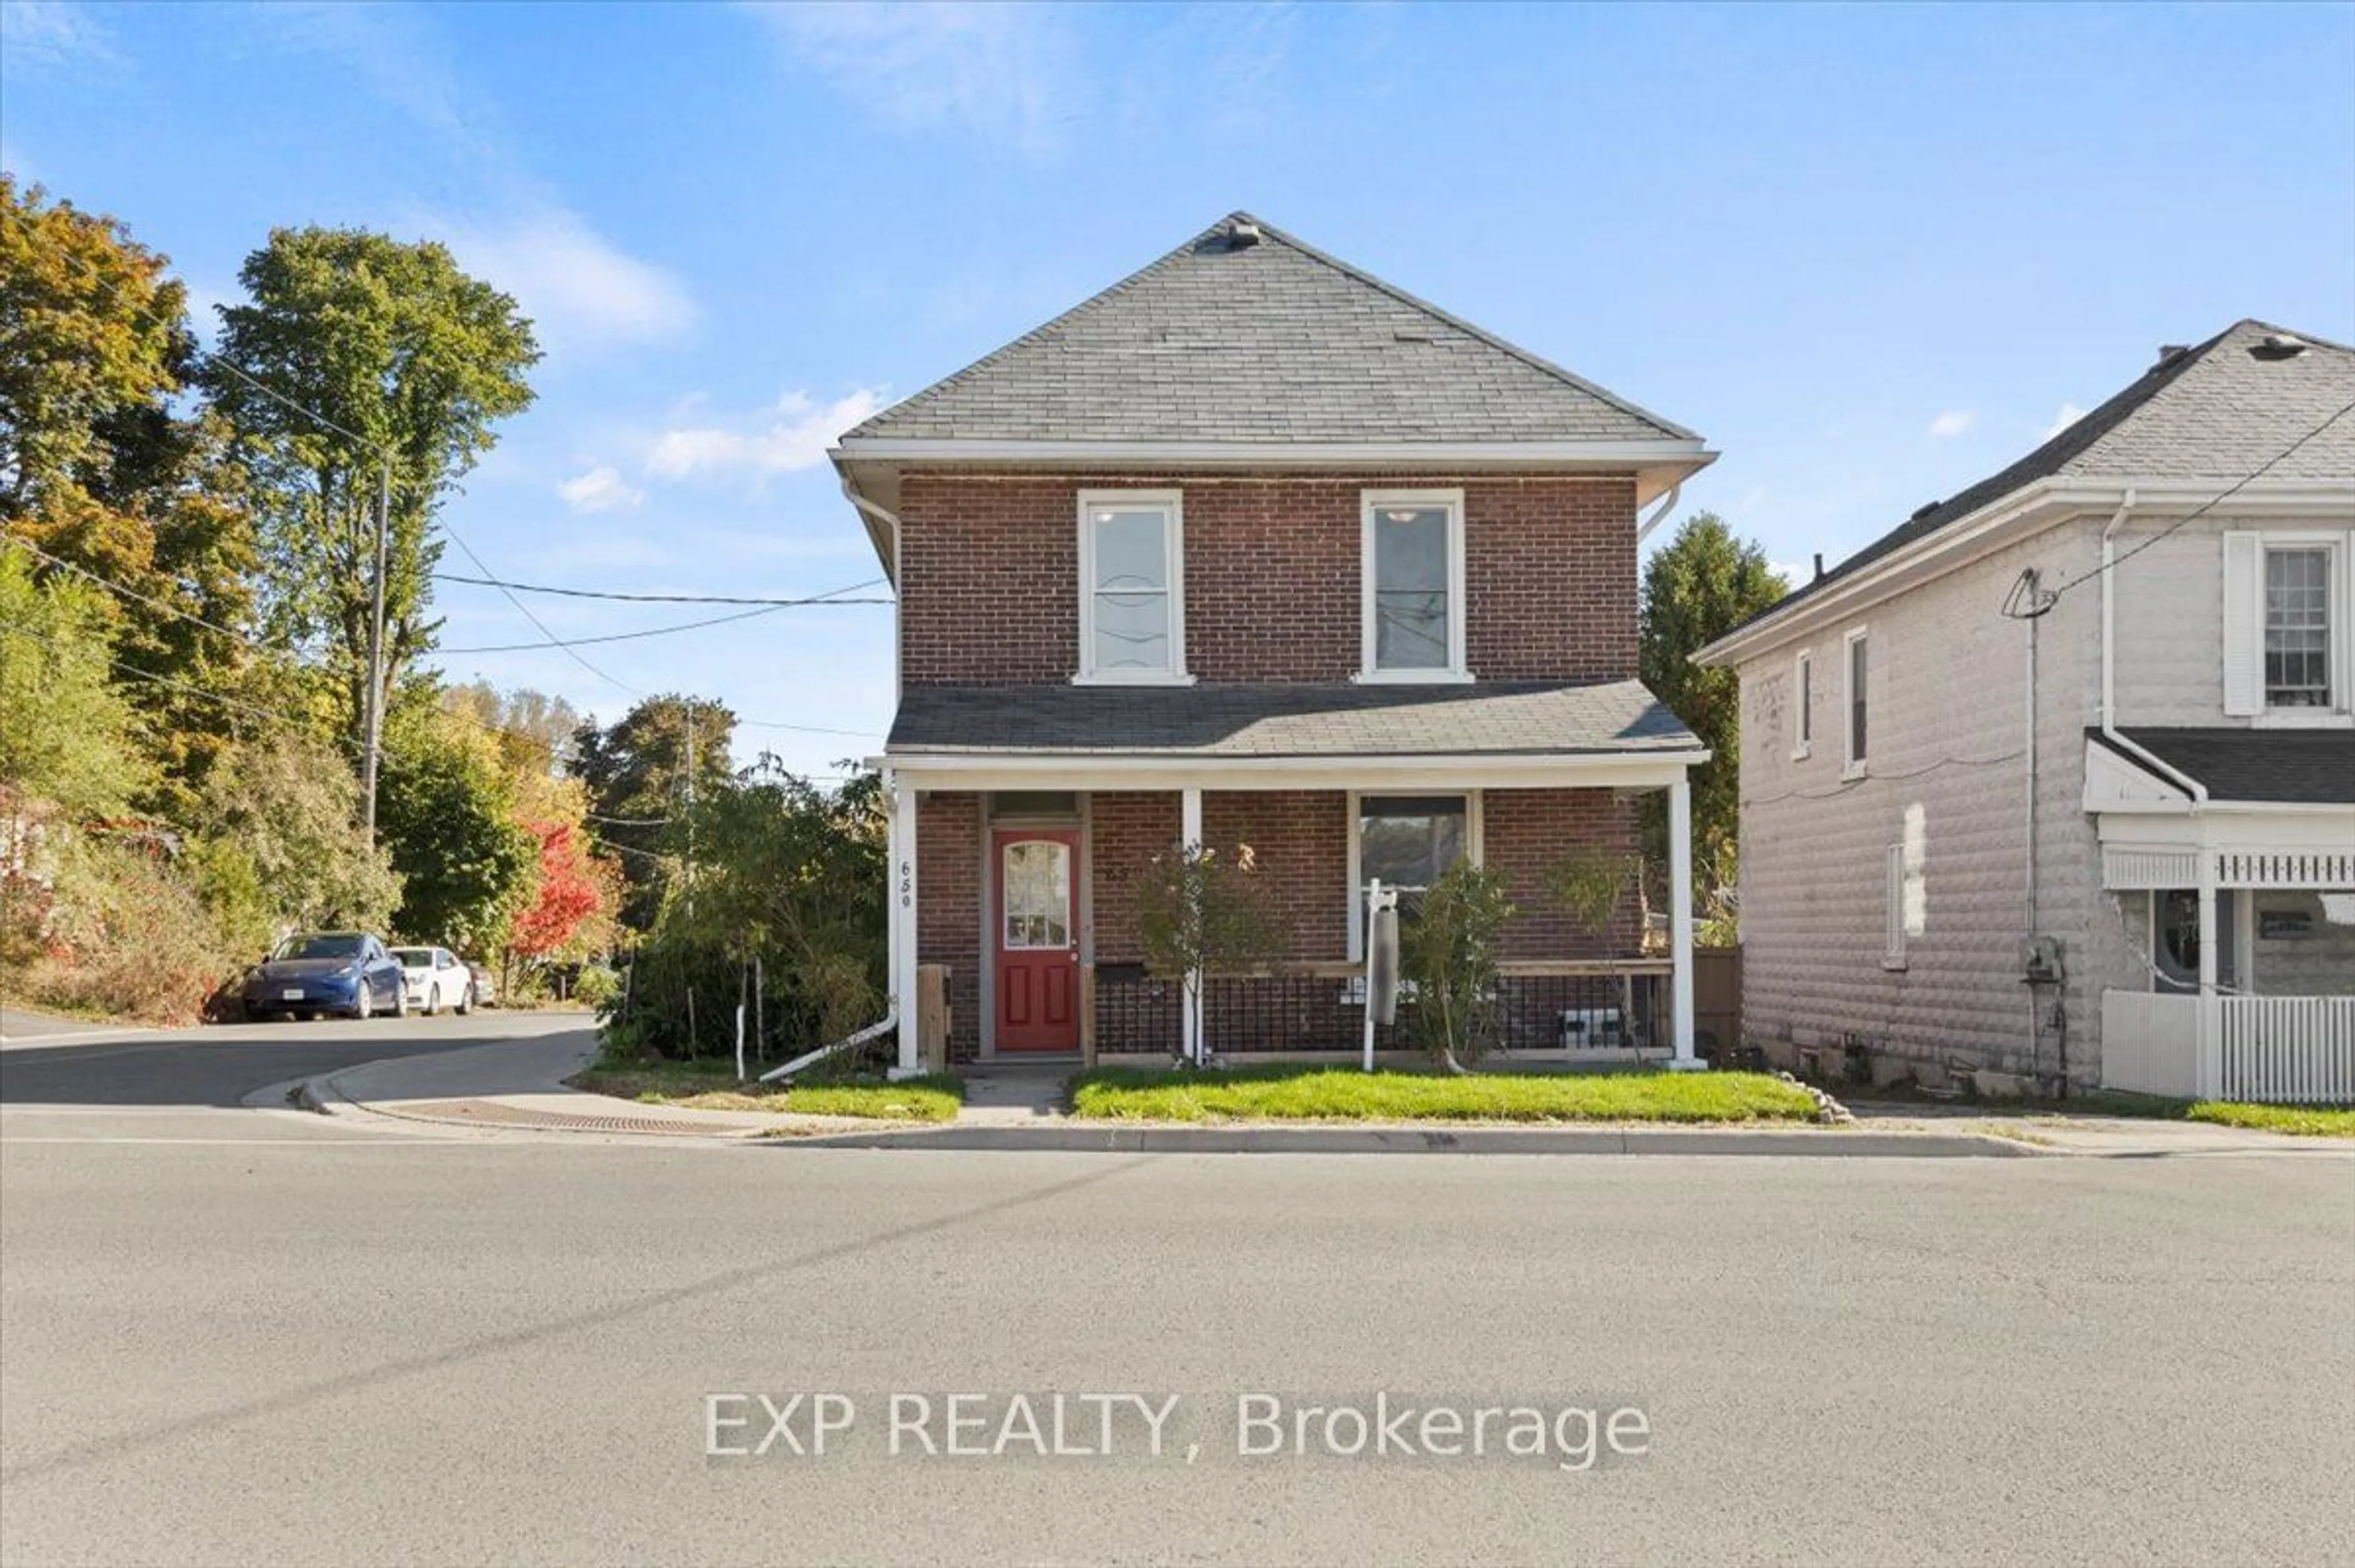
[389,946,476,1015]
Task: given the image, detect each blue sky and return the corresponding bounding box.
[6,1,2352,776]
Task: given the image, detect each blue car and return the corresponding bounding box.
[240,932,409,1021]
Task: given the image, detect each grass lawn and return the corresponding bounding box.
[1066,1063,1821,1125]
[571,1054,963,1122]
[2186,1101,2355,1138]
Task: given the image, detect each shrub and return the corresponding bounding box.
[1400,860,1515,1069]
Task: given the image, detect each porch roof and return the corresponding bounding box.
[2095,727,2355,805]
[887,679,1699,760]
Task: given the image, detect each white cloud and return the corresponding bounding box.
[427,208,699,350]
[747,2,1084,157]
[647,389,887,481]
[2043,402,2087,440]
[0,1,124,69]
[556,464,643,514]
[1928,410,1976,438]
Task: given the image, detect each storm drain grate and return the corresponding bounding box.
[393,1099,761,1138]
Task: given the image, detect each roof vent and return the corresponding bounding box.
[1226,218,1263,250]
[2155,343,2191,367]
[2251,332,2310,361]
[1812,553,1826,582]
[1910,500,1942,521]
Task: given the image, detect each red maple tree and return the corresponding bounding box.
[508,820,603,960]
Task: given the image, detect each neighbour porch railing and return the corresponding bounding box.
[1092,960,1672,1060]
[2100,989,2355,1104]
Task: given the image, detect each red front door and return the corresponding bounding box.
[994,828,1080,1052]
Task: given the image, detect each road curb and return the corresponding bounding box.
[773,1123,2044,1157]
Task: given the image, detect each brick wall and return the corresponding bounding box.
[914,792,981,1062]
[1085,792,1179,963]
[1202,790,1350,962]
[896,472,1638,686]
[1482,788,1644,960]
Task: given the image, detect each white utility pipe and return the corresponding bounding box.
[758,1013,899,1084]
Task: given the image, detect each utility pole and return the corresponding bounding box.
[359,459,391,844]
[683,698,697,920]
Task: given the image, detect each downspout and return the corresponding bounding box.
[2025,575,2040,1082]
[1635,480,1684,545]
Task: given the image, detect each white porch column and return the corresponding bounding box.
[1668,775,1701,1070]
[2196,849,2221,1099]
[1181,785,1204,1065]
[890,778,922,1078]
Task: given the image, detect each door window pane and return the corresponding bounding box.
[1373,507,1452,669]
[2264,547,2332,707]
[1002,841,1071,950]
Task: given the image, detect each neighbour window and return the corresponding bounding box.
[1793,649,1813,758]
[1078,491,1185,682]
[1360,489,1467,679]
[2264,546,2333,708]
[1843,628,1869,776]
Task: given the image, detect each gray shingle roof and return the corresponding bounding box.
[888,680,1699,759]
[1739,321,2355,630]
[842,213,1699,446]
[2097,727,2355,806]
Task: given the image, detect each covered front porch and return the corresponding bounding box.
[878,678,1711,1074]
[2087,730,2355,1103]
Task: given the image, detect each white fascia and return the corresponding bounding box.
[884,750,1709,794]
[1693,475,2355,669]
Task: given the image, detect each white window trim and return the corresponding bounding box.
[1074,489,1194,686]
[2248,530,2353,727]
[1841,626,1869,781]
[1346,789,1483,961]
[1356,488,1472,684]
[1791,648,1813,760]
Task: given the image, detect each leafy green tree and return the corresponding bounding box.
[1639,514,1788,927]
[617,765,886,1065]
[198,726,400,937]
[0,550,150,820]
[375,700,535,952]
[572,695,737,932]
[206,228,539,739]
[1399,860,1515,1070]
[1,179,262,808]
[1132,841,1281,1065]
[0,177,185,514]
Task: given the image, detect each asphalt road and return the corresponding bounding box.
[2,1019,2351,1568]
[0,1007,583,1108]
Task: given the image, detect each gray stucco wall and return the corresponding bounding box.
[1729,510,2349,1088]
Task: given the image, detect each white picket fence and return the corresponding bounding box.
[2219,997,2355,1104]
[2102,990,2355,1104]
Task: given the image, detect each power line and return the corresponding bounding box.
[431,572,891,607]
[439,602,789,654]
[2003,394,2355,619]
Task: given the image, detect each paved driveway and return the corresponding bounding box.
[2,1096,2349,1566]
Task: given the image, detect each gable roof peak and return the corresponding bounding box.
[837,210,1705,449]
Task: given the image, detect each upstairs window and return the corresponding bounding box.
[1077,491,1187,683]
[1360,489,1468,681]
[1843,627,1870,778]
[1793,649,1813,759]
[2265,546,2333,708]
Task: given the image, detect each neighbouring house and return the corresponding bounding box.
[1696,321,2355,1103]
[831,213,1718,1071]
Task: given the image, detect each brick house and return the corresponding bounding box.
[831,214,1717,1071]
[1696,322,2354,1102]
